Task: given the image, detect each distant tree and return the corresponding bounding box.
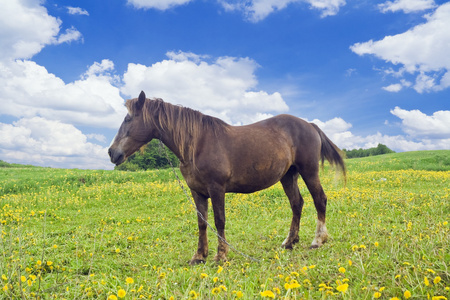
[115,140,179,171]
[343,144,395,159]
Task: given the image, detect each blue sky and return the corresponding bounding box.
[0,0,449,169]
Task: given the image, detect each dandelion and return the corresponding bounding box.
[46,261,53,266]
[374,242,379,247]
[200,273,208,279]
[434,276,441,284]
[1,275,6,281]
[273,287,281,294]
[235,290,243,298]
[424,276,430,286]
[404,290,411,299]
[217,265,223,274]
[374,292,381,298]
[348,260,352,266]
[220,285,227,292]
[20,276,26,282]
[159,272,166,279]
[117,289,126,298]
[2,284,8,292]
[339,267,346,273]
[108,295,118,300]
[352,245,359,251]
[285,279,301,290]
[260,290,275,298]
[390,297,400,300]
[336,283,348,294]
[189,290,198,299]
[212,287,221,295]
[431,297,447,300]
[126,277,134,284]
[213,277,219,283]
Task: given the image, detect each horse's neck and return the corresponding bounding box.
[158,125,191,164]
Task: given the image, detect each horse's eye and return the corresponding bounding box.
[124,115,132,123]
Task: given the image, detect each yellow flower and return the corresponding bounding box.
[200,273,208,279]
[126,277,134,284]
[431,297,447,300]
[1,274,6,281]
[352,245,359,251]
[235,291,243,298]
[284,279,301,290]
[189,290,198,299]
[374,242,379,247]
[220,285,227,292]
[115,248,121,253]
[159,272,166,279]
[336,283,349,294]
[46,261,53,266]
[273,287,280,294]
[212,287,221,295]
[424,276,430,286]
[339,267,346,273]
[117,289,126,298]
[374,292,381,298]
[390,298,400,300]
[217,265,223,274]
[404,290,411,299]
[348,260,352,266]
[213,277,219,283]
[260,290,275,298]
[434,276,441,284]
[108,295,118,300]
[20,276,26,282]
[2,284,8,292]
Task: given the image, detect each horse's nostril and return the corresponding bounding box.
[108,148,112,157]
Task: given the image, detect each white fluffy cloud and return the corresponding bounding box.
[66,6,89,16]
[0,59,127,128]
[127,0,193,10]
[0,118,110,169]
[378,0,436,13]
[351,2,450,93]
[221,0,346,21]
[312,108,450,152]
[121,51,288,124]
[390,107,450,138]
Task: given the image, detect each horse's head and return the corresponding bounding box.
[108,91,156,165]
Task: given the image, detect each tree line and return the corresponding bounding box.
[114,140,179,171]
[342,143,395,158]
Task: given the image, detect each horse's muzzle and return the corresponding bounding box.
[108,147,125,166]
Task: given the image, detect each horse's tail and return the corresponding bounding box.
[311,123,346,181]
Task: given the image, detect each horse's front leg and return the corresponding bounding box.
[190,190,209,265]
[209,188,229,262]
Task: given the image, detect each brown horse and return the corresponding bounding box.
[109,91,346,265]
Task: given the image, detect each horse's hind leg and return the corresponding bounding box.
[190,190,209,265]
[301,171,328,249]
[280,167,304,249]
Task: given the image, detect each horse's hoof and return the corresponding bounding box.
[281,243,293,250]
[213,254,228,263]
[189,259,206,265]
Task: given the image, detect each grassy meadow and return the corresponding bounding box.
[0,150,449,299]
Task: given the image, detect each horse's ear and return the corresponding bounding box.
[136,91,146,110]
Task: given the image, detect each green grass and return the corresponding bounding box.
[1,151,449,299]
